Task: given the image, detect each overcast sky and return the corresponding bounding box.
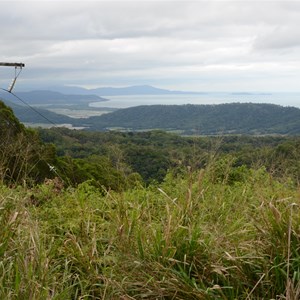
[1,0,300,92]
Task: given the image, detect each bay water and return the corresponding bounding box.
[89,93,300,109]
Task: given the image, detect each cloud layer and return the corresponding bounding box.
[1,1,300,92]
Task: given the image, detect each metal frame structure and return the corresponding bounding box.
[0,62,25,92]
[0,62,25,68]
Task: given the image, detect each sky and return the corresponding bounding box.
[1,0,300,93]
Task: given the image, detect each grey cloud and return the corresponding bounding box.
[254,24,300,50]
[0,2,271,40]
[1,1,300,92]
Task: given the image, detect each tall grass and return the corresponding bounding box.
[0,164,299,299]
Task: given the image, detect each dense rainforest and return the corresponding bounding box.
[1,99,300,299]
[37,127,300,187]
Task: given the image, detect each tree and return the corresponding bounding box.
[0,100,54,185]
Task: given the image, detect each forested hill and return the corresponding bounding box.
[80,103,300,135]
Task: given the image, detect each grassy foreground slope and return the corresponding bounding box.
[1,100,300,299]
[1,164,300,299]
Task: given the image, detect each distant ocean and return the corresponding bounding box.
[89,93,300,109]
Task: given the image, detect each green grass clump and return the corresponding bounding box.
[0,165,299,299]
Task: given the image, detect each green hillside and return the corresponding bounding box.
[0,98,74,124]
[81,103,300,134]
[2,97,300,135]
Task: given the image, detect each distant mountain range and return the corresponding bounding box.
[46,85,204,96]
[2,86,273,105]
[0,85,201,108]
[0,90,107,105]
